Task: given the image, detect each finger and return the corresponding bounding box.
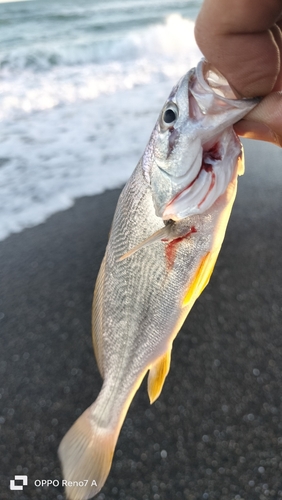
[234,92,282,145]
[234,120,281,145]
[271,22,282,90]
[195,0,282,97]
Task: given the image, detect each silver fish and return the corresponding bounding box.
[59,60,257,500]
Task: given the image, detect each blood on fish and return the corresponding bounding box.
[165,142,222,212]
[203,142,222,163]
[162,226,197,270]
[198,171,216,208]
[203,164,213,172]
[197,143,220,207]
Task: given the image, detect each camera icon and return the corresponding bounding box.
[10,475,28,490]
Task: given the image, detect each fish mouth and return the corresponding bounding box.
[162,130,241,221]
[150,60,258,222]
[161,64,247,221]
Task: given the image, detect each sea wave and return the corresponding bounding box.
[0,14,201,120]
[0,14,201,241]
[0,14,197,71]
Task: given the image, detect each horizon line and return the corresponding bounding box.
[0,0,33,3]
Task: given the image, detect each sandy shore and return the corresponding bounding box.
[1,139,282,500]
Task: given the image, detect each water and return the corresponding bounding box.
[0,0,202,241]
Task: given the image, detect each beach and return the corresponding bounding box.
[1,2,282,499]
[1,138,282,500]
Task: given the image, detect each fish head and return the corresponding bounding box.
[143,60,259,221]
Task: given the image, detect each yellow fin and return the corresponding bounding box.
[182,160,242,309]
[147,349,171,404]
[237,148,245,176]
[182,251,218,307]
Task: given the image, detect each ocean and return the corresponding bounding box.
[0,0,202,241]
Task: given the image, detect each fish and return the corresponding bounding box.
[58,59,258,500]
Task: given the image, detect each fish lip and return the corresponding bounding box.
[196,59,261,105]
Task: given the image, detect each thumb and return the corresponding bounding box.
[234,92,282,146]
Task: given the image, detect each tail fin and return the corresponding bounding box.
[59,367,149,499]
[58,406,118,500]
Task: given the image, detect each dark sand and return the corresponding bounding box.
[1,140,282,500]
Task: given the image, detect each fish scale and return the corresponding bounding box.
[93,164,202,398]
[59,60,258,500]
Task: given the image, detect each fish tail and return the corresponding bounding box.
[58,398,119,500]
[59,370,148,500]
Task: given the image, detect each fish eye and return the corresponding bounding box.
[162,103,179,126]
[164,109,176,123]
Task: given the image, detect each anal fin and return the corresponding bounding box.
[147,349,171,404]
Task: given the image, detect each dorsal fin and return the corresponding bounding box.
[92,256,106,377]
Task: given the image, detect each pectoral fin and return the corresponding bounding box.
[118,226,168,262]
[237,148,245,176]
[147,349,171,404]
[182,251,218,308]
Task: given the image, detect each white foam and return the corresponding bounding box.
[0,14,201,241]
[0,15,200,118]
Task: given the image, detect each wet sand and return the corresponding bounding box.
[1,139,282,500]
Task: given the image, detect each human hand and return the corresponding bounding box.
[195,0,282,146]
